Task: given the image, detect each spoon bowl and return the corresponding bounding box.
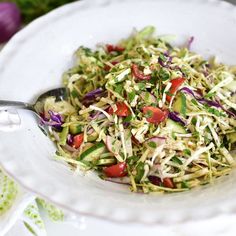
[0,87,67,134]
[0,87,67,113]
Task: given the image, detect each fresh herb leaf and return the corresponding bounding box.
[171,132,177,140]
[181,181,189,189]
[192,131,200,138]
[137,83,146,91]
[159,68,170,81]
[128,91,136,101]
[191,99,198,106]
[191,117,197,125]
[71,89,79,98]
[152,88,159,98]
[127,155,139,165]
[165,91,174,96]
[171,156,182,165]
[135,162,145,183]
[205,92,216,98]
[114,83,124,96]
[149,75,158,84]
[183,149,191,156]
[123,115,133,122]
[159,53,167,62]
[147,141,157,148]
[204,106,225,117]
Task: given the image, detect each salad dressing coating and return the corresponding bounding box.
[42,27,236,193]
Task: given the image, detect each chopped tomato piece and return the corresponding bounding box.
[106,44,125,53]
[103,162,127,178]
[111,61,119,65]
[143,106,168,124]
[166,77,185,102]
[72,134,84,148]
[108,102,130,117]
[163,178,175,188]
[131,64,151,80]
[104,65,111,71]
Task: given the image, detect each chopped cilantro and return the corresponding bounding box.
[114,83,124,95]
[128,91,136,101]
[181,181,189,189]
[171,156,183,165]
[137,83,146,91]
[205,92,216,98]
[123,115,133,122]
[148,141,157,148]
[159,68,170,81]
[183,149,191,156]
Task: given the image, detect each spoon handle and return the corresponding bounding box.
[0,100,34,111]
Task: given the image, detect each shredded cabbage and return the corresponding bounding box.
[44,26,236,193]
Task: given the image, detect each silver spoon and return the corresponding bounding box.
[0,87,67,134]
[0,87,67,112]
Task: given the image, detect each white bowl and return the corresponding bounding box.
[0,0,236,224]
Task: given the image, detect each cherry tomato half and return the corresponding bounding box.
[72,134,84,149]
[106,44,125,53]
[103,162,127,178]
[131,64,151,80]
[108,102,130,117]
[143,106,168,124]
[166,77,185,102]
[163,178,175,188]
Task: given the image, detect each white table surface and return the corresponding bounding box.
[5,210,236,236]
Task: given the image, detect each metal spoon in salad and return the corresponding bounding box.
[0,87,67,134]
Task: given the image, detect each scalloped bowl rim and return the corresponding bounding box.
[0,0,236,225]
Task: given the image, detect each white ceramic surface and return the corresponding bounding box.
[0,0,236,224]
[0,189,33,236]
[5,206,236,236]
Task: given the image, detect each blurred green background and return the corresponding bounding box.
[1,0,76,23]
[1,0,236,24]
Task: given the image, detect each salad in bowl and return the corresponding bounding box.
[41,26,236,194]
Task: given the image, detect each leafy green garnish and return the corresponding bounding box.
[136,82,147,91]
[114,83,124,96]
[135,162,145,183]
[128,91,136,102]
[171,156,182,165]
[204,106,226,117]
[191,99,198,106]
[159,53,167,62]
[205,92,216,98]
[158,68,170,81]
[147,141,157,148]
[181,181,189,188]
[127,155,139,165]
[191,117,197,125]
[183,149,191,156]
[123,115,133,122]
[71,89,79,98]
